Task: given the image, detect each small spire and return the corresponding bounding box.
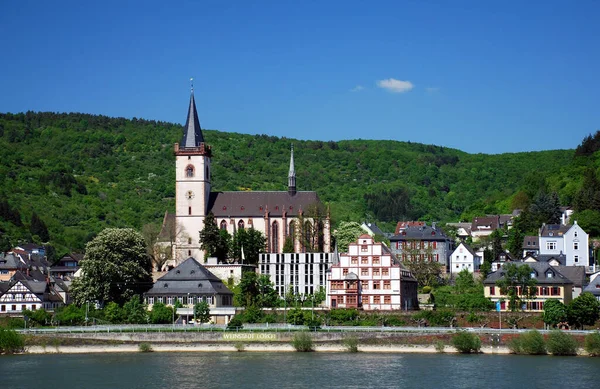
[288,144,296,196]
[181,80,205,148]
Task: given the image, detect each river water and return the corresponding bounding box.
[1,352,599,388]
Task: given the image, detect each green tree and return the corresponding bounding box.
[104,301,125,323]
[490,229,504,260]
[567,292,600,329]
[282,236,294,253]
[30,211,49,242]
[70,228,153,306]
[149,302,173,324]
[122,296,148,324]
[215,229,232,263]
[495,263,538,311]
[543,299,567,328]
[529,190,562,225]
[194,301,211,324]
[234,271,279,308]
[479,260,492,277]
[199,212,221,260]
[332,221,364,252]
[0,234,11,253]
[506,226,525,259]
[231,228,265,265]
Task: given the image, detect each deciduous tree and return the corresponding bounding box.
[495,263,537,311]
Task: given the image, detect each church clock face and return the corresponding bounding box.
[186,191,195,200]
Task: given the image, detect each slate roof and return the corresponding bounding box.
[145,257,233,296]
[389,225,451,242]
[0,253,25,270]
[584,276,600,296]
[181,92,204,148]
[522,236,540,250]
[454,242,477,257]
[207,191,320,218]
[395,221,425,234]
[555,266,585,288]
[484,262,573,285]
[539,224,570,237]
[471,216,500,231]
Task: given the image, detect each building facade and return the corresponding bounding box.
[326,235,418,310]
[172,88,331,263]
[259,252,333,298]
[389,223,453,272]
[450,243,480,273]
[539,221,591,272]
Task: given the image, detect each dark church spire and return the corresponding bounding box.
[181,78,205,148]
[288,144,296,196]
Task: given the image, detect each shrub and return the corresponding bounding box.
[0,328,25,354]
[434,341,445,353]
[546,331,578,356]
[138,342,153,353]
[342,335,359,353]
[452,331,481,353]
[292,332,314,352]
[422,286,432,294]
[585,332,600,356]
[227,316,243,330]
[509,330,546,355]
[234,342,245,352]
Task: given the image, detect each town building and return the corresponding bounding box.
[583,272,600,301]
[470,215,512,240]
[388,223,453,272]
[449,243,481,273]
[522,236,540,257]
[0,269,67,314]
[258,252,333,298]
[539,221,591,272]
[483,262,574,312]
[203,257,256,284]
[326,235,418,310]
[144,257,235,324]
[171,86,331,263]
[50,253,83,280]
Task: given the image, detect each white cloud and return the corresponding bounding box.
[350,85,364,92]
[376,78,414,93]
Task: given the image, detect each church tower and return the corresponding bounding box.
[288,144,296,196]
[174,81,211,261]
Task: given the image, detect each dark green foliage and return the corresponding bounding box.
[575,131,600,157]
[199,212,221,260]
[413,309,457,327]
[342,335,359,352]
[149,302,173,324]
[584,332,600,356]
[282,236,294,253]
[234,272,279,308]
[567,292,600,329]
[546,331,579,356]
[23,308,52,327]
[194,301,211,324]
[364,187,414,222]
[432,270,494,312]
[451,331,481,353]
[138,342,153,352]
[543,299,567,327]
[508,330,547,355]
[0,328,25,354]
[30,211,50,242]
[328,308,359,325]
[54,304,86,325]
[292,332,314,352]
[122,296,148,324]
[227,315,243,329]
[0,112,580,255]
[104,302,126,323]
[231,228,266,265]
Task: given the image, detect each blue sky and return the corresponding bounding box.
[1,0,598,154]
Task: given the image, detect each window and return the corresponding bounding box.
[433,241,437,249]
[220,220,227,230]
[547,242,557,250]
[361,245,368,252]
[574,255,579,263]
[188,206,192,215]
[384,296,391,304]
[489,286,495,295]
[372,256,380,264]
[575,231,578,237]
[361,268,369,276]
[361,257,368,264]
[351,256,358,264]
[148,297,155,305]
[383,280,391,289]
[343,268,349,276]
[373,268,380,276]
[373,281,380,289]
[167,297,173,305]
[574,242,579,250]
[361,281,368,290]
[185,165,195,177]
[373,296,380,304]
[188,238,192,244]
[272,221,279,253]
[382,268,389,276]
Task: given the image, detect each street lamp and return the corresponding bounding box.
[187,293,191,325]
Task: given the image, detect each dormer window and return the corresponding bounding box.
[530,272,536,279]
[164,283,168,288]
[198,283,203,288]
[176,270,180,274]
[547,272,553,278]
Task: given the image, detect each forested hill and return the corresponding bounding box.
[0,111,584,254]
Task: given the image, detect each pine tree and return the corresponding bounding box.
[199,212,220,259]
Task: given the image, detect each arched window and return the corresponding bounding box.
[238,220,245,230]
[220,220,227,230]
[272,221,279,253]
[188,238,192,244]
[206,166,209,180]
[317,221,324,252]
[289,221,295,238]
[186,165,195,177]
[303,221,313,252]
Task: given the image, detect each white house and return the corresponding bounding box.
[450,243,481,273]
[539,221,591,272]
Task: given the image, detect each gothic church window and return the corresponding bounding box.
[272,221,279,253]
[238,220,245,230]
[220,220,227,230]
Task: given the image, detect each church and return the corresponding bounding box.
[172,87,331,263]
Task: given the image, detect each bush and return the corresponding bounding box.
[342,335,359,352]
[422,286,432,294]
[0,328,25,354]
[546,331,579,356]
[227,316,243,330]
[234,342,245,352]
[584,332,600,356]
[451,331,481,353]
[508,330,546,355]
[292,332,314,352]
[434,341,445,353]
[138,342,153,353]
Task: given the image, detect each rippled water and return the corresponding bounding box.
[1,352,599,388]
